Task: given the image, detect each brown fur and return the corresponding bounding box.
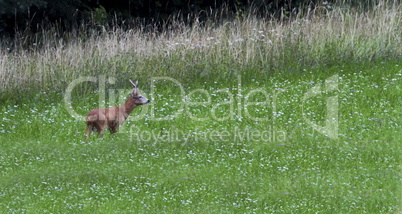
[85,80,149,140]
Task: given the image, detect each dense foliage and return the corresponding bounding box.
[0,0,381,35]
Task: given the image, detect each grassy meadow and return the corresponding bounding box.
[1,1,402,213]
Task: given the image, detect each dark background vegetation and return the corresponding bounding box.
[0,0,379,36]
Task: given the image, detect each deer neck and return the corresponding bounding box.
[120,97,137,118]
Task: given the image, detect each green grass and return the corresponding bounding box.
[1,60,401,213]
[0,1,401,213]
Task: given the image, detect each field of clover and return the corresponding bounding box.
[0,60,401,213]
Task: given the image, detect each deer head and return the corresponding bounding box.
[129,79,150,105]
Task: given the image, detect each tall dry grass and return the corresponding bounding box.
[0,0,400,100]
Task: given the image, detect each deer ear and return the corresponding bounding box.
[129,79,137,88]
[135,80,138,87]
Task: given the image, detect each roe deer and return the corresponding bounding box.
[85,80,150,140]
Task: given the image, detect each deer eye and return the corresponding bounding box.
[138,96,143,99]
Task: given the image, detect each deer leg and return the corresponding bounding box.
[93,120,106,138]
[97,127,105,138]
[85,125,92,140]
[110,125,118,134]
